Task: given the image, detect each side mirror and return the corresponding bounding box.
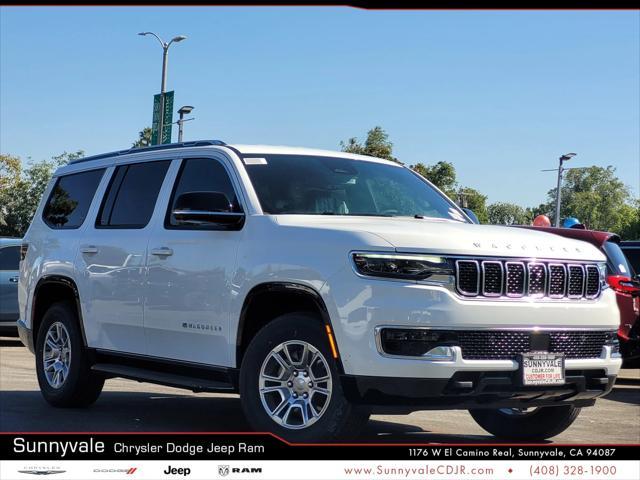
[462,208,480,224]
[172,191,244,228]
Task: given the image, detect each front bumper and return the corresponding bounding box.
[17,319,34,353]
[342,369,616,413]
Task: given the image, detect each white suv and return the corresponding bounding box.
[17,140,621,441]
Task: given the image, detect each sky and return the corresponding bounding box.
[1,7,638,207]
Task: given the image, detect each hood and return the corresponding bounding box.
[274,215,606,262]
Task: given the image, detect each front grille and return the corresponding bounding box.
[455,258,602,300]
[456,330,609,360]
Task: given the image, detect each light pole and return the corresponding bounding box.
[554,153,576,227]
[177,105,194,142]
[138,32,187,144]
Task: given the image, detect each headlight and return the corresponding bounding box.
[598,263,609,291]
[352,253,454,280]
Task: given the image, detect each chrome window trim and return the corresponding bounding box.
[455,260,480,296]
[505,261,526,298]
[481,260,503,297]
[567,264,586,299]
[547,263,568,299]
[527,262,547,298]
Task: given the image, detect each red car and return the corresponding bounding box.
[522,227,640,364]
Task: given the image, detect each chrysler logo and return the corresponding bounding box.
[18,471,65,476]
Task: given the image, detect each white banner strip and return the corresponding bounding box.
[1,460,639,480]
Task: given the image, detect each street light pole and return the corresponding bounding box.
[177,105,194,142]
[138,32,187,144]
[554,153,577,227]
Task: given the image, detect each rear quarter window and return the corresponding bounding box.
[43,169,105,229]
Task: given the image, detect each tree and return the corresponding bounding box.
[340,126,398,162]
[544,166,637,235]
[412,161,457,197]
[0,151,83,237]
[457,187,489,224]
[132,127,152,148]
[488,202,532,226]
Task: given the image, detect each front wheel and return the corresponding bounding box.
[239,313,369,442]
[469,405,581,441]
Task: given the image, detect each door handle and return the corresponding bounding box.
[80,246,99,254]
[151,247,173,257]
[9,276,18,283]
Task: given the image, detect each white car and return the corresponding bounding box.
[17,140,621,441]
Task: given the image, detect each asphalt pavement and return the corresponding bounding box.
[1,337,638,443]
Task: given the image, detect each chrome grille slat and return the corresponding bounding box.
[456,260,480,296]
[505,262,526,297]
[481,261,503,296]
[585,265,601,298]
[453,259,601,301]
[527,263,547,298]
[568,264,585,298]
[548,264,567,298]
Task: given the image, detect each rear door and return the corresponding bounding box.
[0,244,20,323]
[77,159,171,354]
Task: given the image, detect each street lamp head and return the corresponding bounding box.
[138,32,149,36]
[172,35,187,43]
[178,105,194,115]
[560,152,577,162]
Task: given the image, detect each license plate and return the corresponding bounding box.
[521,352,565,386]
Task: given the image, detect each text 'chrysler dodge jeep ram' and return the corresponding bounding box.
[17,140,621,441]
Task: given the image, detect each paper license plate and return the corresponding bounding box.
[521,352,565,386]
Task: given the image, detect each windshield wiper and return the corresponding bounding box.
[321,212,394,217]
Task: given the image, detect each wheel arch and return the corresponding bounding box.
[32,275,87,347]
[235,282,343,372]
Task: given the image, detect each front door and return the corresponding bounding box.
[145,157,244,366]
[78,160,171,354]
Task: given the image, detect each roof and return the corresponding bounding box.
[228,144,401,166]
[0,237,22,246]
[67,140,400,167]
[518,226,619,249]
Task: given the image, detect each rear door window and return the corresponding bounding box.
[97,160,171,228]
[43,169,105,229]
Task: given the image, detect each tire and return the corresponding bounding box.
[239,313,369,442]
[35,301,104,407]
[469,405,581,441]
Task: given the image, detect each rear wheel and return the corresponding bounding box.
[35,301,104,407]
[239,313,369,442]
[469,405,581,440]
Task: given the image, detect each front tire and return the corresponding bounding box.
[469,405,581,441]
[35,301,104,407]
[239,313,369,442]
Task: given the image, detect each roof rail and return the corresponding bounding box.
[68,140,227,165]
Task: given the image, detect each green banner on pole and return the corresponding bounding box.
[161,91,174,144]
[151,93,163,145]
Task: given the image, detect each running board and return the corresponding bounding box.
[91,363,236,393]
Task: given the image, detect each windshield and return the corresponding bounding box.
[243,154,467,221]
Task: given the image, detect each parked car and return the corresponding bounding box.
[0,238,22,335]
[18,140,621,441]
[620,241,640,277]
[522,227,639,364]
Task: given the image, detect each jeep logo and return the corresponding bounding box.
[163,466,191,476]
